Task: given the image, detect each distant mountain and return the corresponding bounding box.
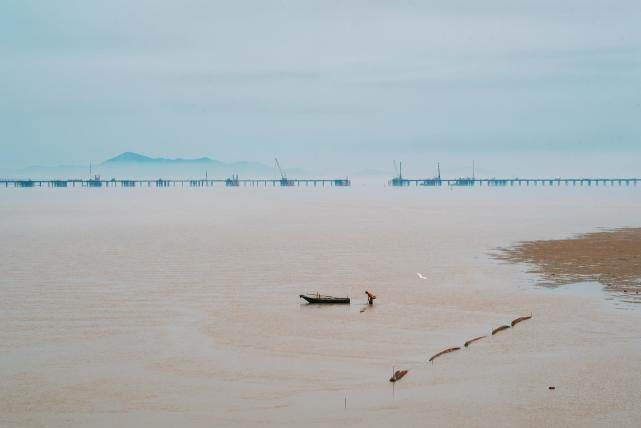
[102,152,219,165]
[94,152,313,179]
[1,152,315,179]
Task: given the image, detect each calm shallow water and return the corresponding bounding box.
[1,185,641,427]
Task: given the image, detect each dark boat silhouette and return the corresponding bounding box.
[299,293,350,304]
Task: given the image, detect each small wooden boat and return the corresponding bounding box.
[389,369,408,382]
[299,293,350,304]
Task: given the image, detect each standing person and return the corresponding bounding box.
[365,290,376,305]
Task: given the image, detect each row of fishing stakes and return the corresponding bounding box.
[390,314,533,383]
[429,314,532,363]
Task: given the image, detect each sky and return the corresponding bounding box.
[1,0,640,176]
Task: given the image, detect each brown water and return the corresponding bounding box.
[2,185,641,427]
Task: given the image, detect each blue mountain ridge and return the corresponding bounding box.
[101,152,219,165]
[0,153,315,179]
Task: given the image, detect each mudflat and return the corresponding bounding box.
[498,228,641,292]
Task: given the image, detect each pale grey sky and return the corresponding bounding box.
[1,1,640,176]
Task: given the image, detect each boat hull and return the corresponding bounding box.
[299,294,350,304]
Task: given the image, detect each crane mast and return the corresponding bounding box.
[274,157,286,180]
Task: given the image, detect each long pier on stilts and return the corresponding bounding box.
[0,177,351,188]
[387,161,640,187]
[2,177,638,188]
[389,177,641,187]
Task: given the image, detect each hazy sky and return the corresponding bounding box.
[1,1,640,176]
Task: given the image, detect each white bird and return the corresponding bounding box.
[417,273,427,280]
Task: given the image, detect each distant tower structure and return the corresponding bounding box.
[390,160,407,186]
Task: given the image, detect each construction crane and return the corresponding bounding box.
[274,158,294,186]
[274,157,286,180]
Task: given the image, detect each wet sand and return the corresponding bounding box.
[497,228,641,292]
[1,186,641,427]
